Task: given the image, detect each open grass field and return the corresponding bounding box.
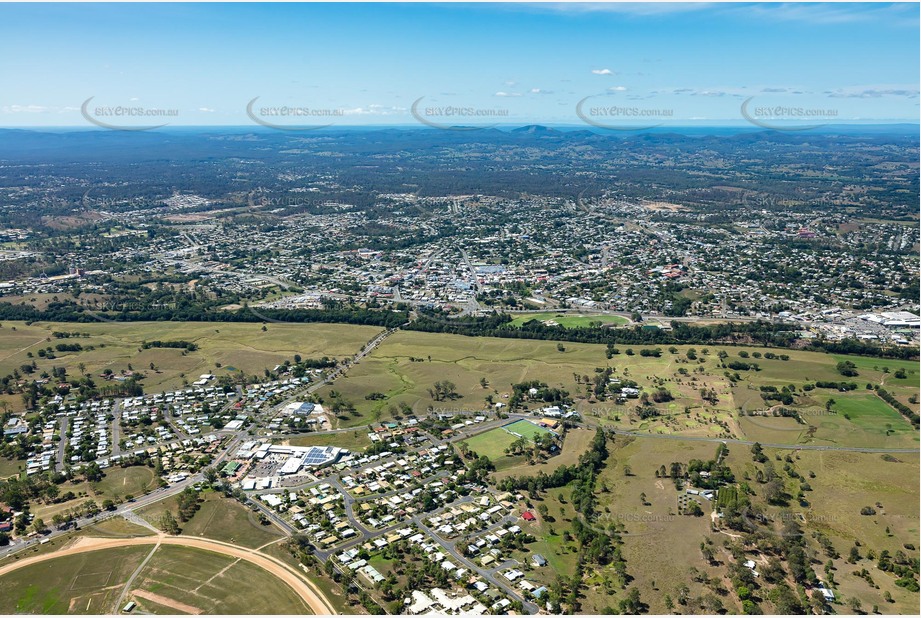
[738,415,807,444]
[94,466,158,500]
[128,544,312,614]
[320,330,918,449]
[0,545,151,614]
[286,429,372,453]
[805,392,918,448]
[0,321,382,410]
[459,420,551,470]
[32,466,159,522]
[462,428,523,468]
[136,494,181,528]
[179,491,284,549]
[508,312,630,328]
[87,517,156,538]
[493,427,595,482]
[723,445,920,614]
[591,435,726,613]
[0,456,23,479]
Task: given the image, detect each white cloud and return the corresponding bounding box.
[342,105,406,116]
[608,86,627,92]
[2,105,50,113]
[198,107,215,113]
[592,69,615,75]
[495,91,522,97]
[825,87,919,99]
[732,2,918,26]
[528,3,717,17]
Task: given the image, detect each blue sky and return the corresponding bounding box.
[0,2,918,128]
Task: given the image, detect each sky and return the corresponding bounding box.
[0,1,918,129]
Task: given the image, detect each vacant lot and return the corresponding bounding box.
[179,491,284,549]
[287,429,372,453]
[0,321,382,408]
[593,435,726,613]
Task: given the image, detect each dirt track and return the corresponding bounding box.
[0,534,336,615]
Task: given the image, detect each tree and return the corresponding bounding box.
[203,467,218,485]
[848,596,863,613]
[32,518,46,534]
[159,511,180,535]
[84,461,104,483]
[836,360,858,377]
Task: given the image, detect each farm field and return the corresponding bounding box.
[508,312,630,328]
[127,544,312,614]
[0,545,151,614]
[0,321,382,409]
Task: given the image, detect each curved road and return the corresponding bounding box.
[0,534,336,615]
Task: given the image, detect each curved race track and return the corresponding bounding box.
[0,534,336,615]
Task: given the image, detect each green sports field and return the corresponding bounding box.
[503,419,554,439]
[508,312,630,328]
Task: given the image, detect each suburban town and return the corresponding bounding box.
[1,1,919,616]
